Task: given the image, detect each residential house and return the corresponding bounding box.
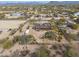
[32,23,51,30]
[31,14,52,20]
[74,12,79,16]
[5,12,24,19]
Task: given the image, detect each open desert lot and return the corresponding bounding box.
[0,20,26,40]
[0,20,26,29]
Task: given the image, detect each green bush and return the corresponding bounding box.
[65,33,77,42]
[19,35,35,44]
[9,29,17,35]
[13,36,21,43]
[31,47,50,57]
[13,35,35,44]
[63,44,78,57]
[70,24,79,29]
[56,19,66,25]
[44,31,56,40]
[0,39,8,44]
[18,24,24,32]
[63,49,78,57]
[3,40,14,49]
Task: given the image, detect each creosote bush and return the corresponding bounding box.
[13,35,35,44]
[3,40,14,49]
[44,31,57,40]
[68,24,79,29]
[31,47,50,57]
[63,48,78,57]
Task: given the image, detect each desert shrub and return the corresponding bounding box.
[75,32,79,41]
[19,35,35,44]
[60,28,76,42]
[11,49,29,57]
[56,50,63,55]
[3,40,14,49]
[61,44,78,57]
[31,47,50,57]
[18,24,24,32]
[0,37,9,44]
[57,35,62,42]
[44,31,57,40]
[13,35,35,44]
[11,50,20,57]
[12,36,21,43]
[68,24,79,29]
[20,50,30,57]
[51,45,58,50]
[50,43,78,56]
[56,19,66,25]
[65,33,77,42]
[72,24,79,29]
[9,29,17,35]
[50,44,63,50]
[0,13,5,19]
[63,49,78,57]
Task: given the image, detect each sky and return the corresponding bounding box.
[0,0,78,1]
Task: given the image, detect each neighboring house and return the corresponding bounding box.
[74,12,79,16]
[32,23,51,30]
[54,17,61,20]
[5,12,24,19]
[58,25,67,29]
[66,20,76,24]
[31,14,52,20]
[62,12,68,15]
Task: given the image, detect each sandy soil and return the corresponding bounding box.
[0,20,26,29]
[0,20,26,40]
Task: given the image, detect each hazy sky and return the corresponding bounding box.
[0,0,78,1]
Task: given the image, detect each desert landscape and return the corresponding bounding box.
[0,1,79,57]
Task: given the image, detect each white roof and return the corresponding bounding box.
[25,30,29,34]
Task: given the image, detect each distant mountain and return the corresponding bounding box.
[0,1,79,6]
[47,1,79,5]
[0,1,48,5]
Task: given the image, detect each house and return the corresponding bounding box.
[58,25,67,29]
[62,12,68,15]
[5,12,24,19]
[54,17,61,20]
[66,20,76,24]
[31,14,52,20]
[32,23,51,30]
[74,12,79,16]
